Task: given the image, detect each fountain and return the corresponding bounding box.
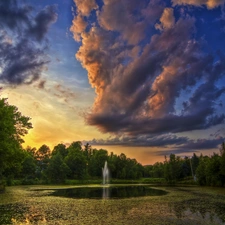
[102,161,109,185]
[102,161,110,198]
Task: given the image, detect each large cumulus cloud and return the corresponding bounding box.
[0,0,57,85]
[71,0,225,148]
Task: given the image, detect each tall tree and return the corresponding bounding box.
[196,155,209,185]
[35,144,51,178]
[52,144,68,159]
[65,142,87,179]
[220,142,225,186]
[21,153,37,179]
[47,153,70,183]
[0,98,32,180]
[164,154,182,183]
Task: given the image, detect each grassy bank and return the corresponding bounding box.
[2,177,168,186]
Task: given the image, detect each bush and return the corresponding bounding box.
[21,178,36,185]
[141,178,167,184]
[65,179,102,185]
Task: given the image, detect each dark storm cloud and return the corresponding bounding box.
[0,0,57,85]
[156,137,224,156]
[88,133,189,147]
[0,0,31,30]
[87,134,224,158]
[72,0,225,139]
[181,137,224,150]
[0,37,49,84]
[87,111,225,136]
[28,5,58,42]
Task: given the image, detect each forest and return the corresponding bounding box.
[1,97,225,188]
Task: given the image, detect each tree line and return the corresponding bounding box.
[20,142,144,184]
[0,97,225,187]
[145,145,225,186]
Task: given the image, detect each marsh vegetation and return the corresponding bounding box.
[1,185,225,225]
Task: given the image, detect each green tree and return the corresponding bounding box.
[115,153,127,179]
[25,146,36,157]
[164,154,182,183]
[21,153,37,179]
[47,153,70,183]
[205,153,221,186]
[107,152,117,178]
[220,142,225,186]
[151,162,164,178]
[191,153,199,175]
[35,144,51,178]
[83,143,92,161]
[35,144,51,162]
[0,98,32,181]
[196,155,209,185]
[65,142,87,179]
[52,144,68,159]
[180,156,191,178]
[88,149,108,177]
[143,165,153,177]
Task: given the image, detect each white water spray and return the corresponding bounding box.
[102,161,109,185]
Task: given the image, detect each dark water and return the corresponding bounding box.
[49,185,168,199]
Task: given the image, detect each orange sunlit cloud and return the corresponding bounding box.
[0,0,225,164]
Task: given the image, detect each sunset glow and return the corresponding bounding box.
[0,0,225,165]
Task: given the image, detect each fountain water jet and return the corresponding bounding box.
[102,161,109,185]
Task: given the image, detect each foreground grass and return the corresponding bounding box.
[0,185,225,225]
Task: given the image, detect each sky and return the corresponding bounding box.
[0,0,225,165]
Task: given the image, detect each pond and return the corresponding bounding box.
[48,185,168,199]
[1,185,225,224]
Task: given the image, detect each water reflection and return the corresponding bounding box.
[49,186,168,199]
[172,199,225,225]
[102,186,109,199]
[174,209,225,225]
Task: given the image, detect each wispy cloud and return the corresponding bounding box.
[172,0,225,9]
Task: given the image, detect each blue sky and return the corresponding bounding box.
[0,0,225,164]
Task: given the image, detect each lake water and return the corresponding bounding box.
[48,185,168,199]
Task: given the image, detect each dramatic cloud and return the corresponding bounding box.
[74,0,98,16]
[0,0,57,85]
[172,0,225,9]
[156,137,224,155]
[86,134,224,159]
[98,0,146,44]
[70,14,87,41]
[70,0,97,42]
[28,5,57,42]
[155,7,175,31]
[87,133,189,147]
[71,0,225,140]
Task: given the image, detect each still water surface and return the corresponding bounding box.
[49,185,168,199]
